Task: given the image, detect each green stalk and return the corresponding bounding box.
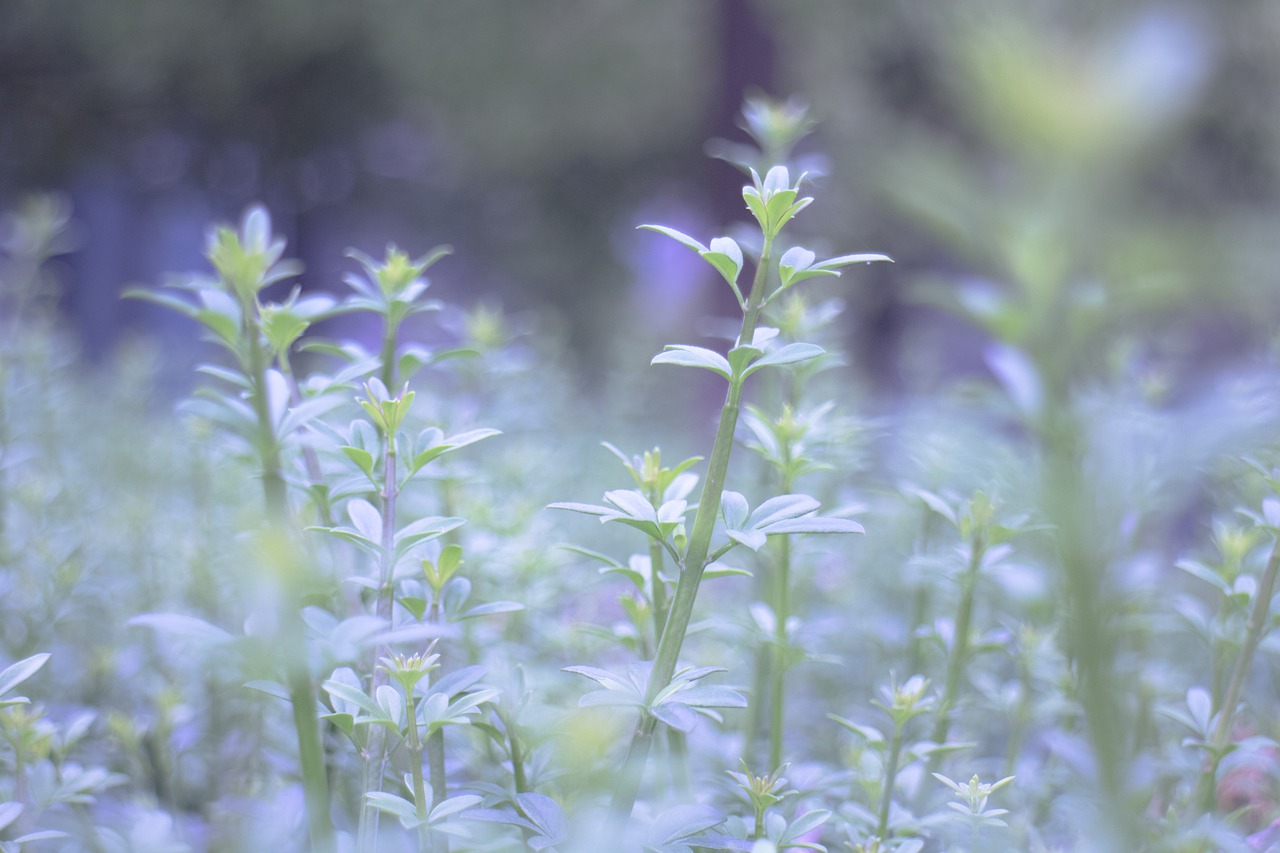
[768,532,791,771]
[667,728,692,798]
[929,535,984,766]
[499,705,529,794]
[610,236,774,819]
[359,437,401,850]
[403,694,434,852]
[877,719,905,840]
[649,539,669,647]
[279,348,335,527]
[243,303,333,853]
[1044,412,1136,853]
[243,315,288,517]
[1195,538,1280,811]
[379,320,400,391]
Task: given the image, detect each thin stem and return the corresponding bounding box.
[1044,410,1136,852]
[649,540,668,648]
[930,537,984,766]
[360,434,401,847]
[404,698,434,852]
[610,237,773,819]
[243,303,333,852]
[1195,538,1280,810]
[877,721,905,840]
[243,318,288,519]
[500,705,529,794]
[279,350,335,527]
[667,728,692,799]
[380,321,399,391]
[768,533,791,771]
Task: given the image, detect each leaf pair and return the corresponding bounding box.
[564,662,746,734]
[719,491,864,554]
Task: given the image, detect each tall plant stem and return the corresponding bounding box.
[876,721,905,840]
[929,537,984,770]
[610,237,773,820]
[359,433,401,850]
[1044,412,1136,853]
[279,351,335,526]
[648,539,669,648]
[1195,538,1280,811]
[245,316,333,853]
[768,533,791,771]
[403,697,435,852]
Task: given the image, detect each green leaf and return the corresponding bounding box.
[638,224,707,254]
[430,794,482,823]
[726,529,768,551]
[741,343,825,379]
[727,343,764,379]
[459,601,525,620]
[341,446,376,480]
[760,516,865,536]
[0,654,50,700]
[720,491,750,529]
[747,494,821,529]
[702,236,745,306]
[366,791,423,828]
[0,803,21,834]
[410,428,502,473]
[347,498,383,544]
[394,516,465,556]
[244,680,291,701]
[127,614,234,645]
[652,345,731,380]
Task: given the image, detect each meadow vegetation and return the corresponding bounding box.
[3,97,1280,853]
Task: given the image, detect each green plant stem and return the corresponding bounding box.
[280,351,335,526]
[380,322,399,391]
[1195,538,1280,811]
[404,699,434,852]
[609,237,774,820]
[499,705,528,794]
[245,313,333,853]
[360,435,402,849]
[1003,653,1033,779]
[768,532,791,771]
[667,728,692,798]
[427,704,447,809]
[877,721,905,840]
[244,323,288,518]
[1044,412,1135,853]
[930,537,984,765]
[649,539,668,648]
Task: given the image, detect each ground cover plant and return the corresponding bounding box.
[3,96,1280,853]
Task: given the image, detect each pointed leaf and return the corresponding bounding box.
[347,499,382,544]
[747,494,821,529]
[429,794,482,823]
[0,654,50,699]
[760,516,865,536]
[652,345,732,380]
[720,491,749,529]
[639,224,708,254]
[127,614,234,645]
[742,343,825,379]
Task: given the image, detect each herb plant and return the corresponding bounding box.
[2,91,1280,853]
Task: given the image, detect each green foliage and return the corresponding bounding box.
[7,83,1280,853]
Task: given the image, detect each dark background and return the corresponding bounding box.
[4,0,1278,394]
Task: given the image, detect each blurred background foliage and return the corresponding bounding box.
[2,0,1279,398]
